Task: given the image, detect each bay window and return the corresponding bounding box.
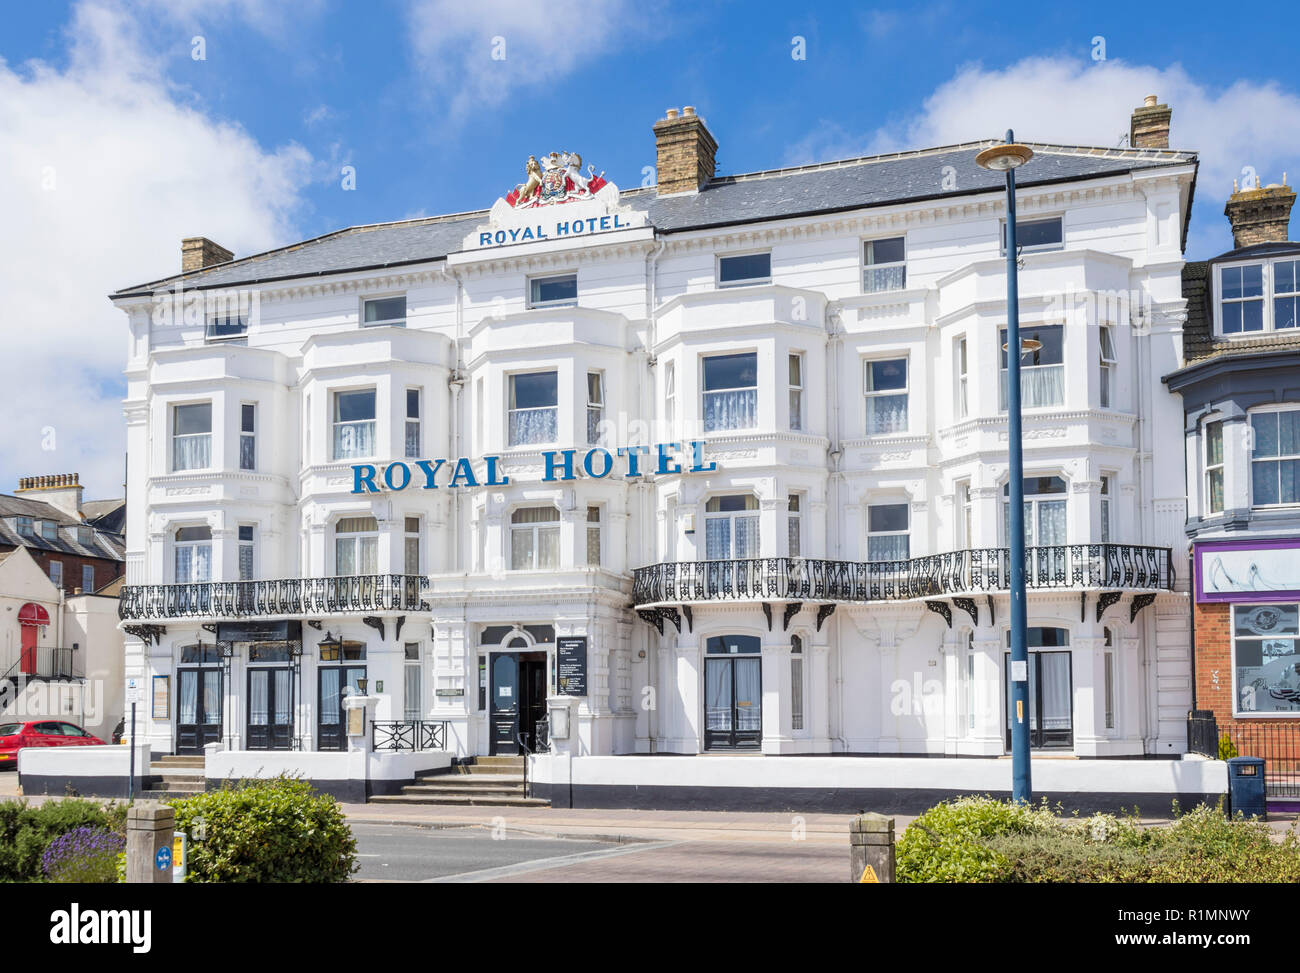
[866,502,909,561]
[863,236,906,293]
[587,371,604,445]
[511,506,560,570]
[174,526,212,584]
[1204,419,1225,515]
[1003,476,1068,546]
[1250,407,1300,506]
[1000,325,1064,409]
[703,352,757,432]
[508,371,558,446]
[864,358,908,434]
[1232,603,1300,715]
[332,389,376,460]
[335,516,378,576]
[172,403,212,471]
[705,495,760,559]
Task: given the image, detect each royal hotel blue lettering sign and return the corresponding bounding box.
[352,440,716,494]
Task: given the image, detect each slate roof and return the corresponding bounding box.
[81,499,127,534]
[1180,240,1300,364]
[0,494,125,562]
[111,140,1196,298]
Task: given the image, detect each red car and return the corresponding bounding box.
[0,721,105,769]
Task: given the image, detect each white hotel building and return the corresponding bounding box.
[111,101,1214,809]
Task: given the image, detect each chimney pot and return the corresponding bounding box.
[653,104,718,196]
[1130,96,1172,149]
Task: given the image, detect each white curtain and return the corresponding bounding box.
[734,659,761,732]
[1037,500,1067,546]
[320,669,340,724]
[509,408,557,445]
[274,670,290,724]
[704,389,757,432]
[705,518,731,560]
[172,434,211,471]
[1039,654,1072,730]
[867,393,908,434]
[733,516,760,558]
[510,528,534,570]
[175,544,212,584]
[333,421,375,459]
[250,672,269,725]
[179,672,198,724]
[867,534,909,562]
[404,664,421,722]
[705,661,731,731]
[864,265,905,293]
[1001,365,1065,409]
[537,526,560,568]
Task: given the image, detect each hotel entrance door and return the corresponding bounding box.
[489,651,547,755]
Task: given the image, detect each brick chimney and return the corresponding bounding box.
[652,106,718,196]
[15,473,84,519]
[1225,176,1296,247]
[181,236,233,272]
[1130,94,1172,149]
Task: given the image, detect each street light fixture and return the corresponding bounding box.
[978,130,1035,805]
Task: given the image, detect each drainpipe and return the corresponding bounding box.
[825,303,849,751]
[644,238,665,751]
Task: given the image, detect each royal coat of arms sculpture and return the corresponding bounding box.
[506,151,608,208]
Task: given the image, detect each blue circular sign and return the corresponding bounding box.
[156,846,172,870]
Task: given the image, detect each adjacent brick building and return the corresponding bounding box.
[0,474,125,596]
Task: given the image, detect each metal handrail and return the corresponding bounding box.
[632,544,1175,607]
[1,646,83,682]
[119,574,430,620]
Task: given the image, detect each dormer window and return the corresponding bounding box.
[77,526,94,546]
[1216,256,1300,336]
[15,516,33,537]
[40,520,58,541]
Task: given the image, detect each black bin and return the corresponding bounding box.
[1227,756,1267,820]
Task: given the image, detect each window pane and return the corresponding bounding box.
[407,389,420,418]
[510,372,558,408]
[206,314,246,339]
[867,533,909,561]
[336,516,378,533]
[866,358,907,392]
[704,353,758,391]
[1010,218,1062,249]
[704,389,757,431]
[1252,413,1279,458]
[1206,421,1224,465]
[335,390,376,421]
[175,403,211,435]
[511,529,535,570]
[1253,460,1279,506]
[1242,263,1264,296]
[1277,296,1299,330]
[405,536,420,574]
[866,393,908,434]
[586,526,601,566]
[530,274,577,305]
[241,404,255,432]
[867,237,905,265]
[364,296,406,324]
[1222,301,1243,334]
[1242,299,1264,332]
[175,526,212,542]
[718,253,771,284]
[1281,410,1300,455]
[868,503,909,533]
[1000,326,1064,366]
[705,517,731,559]
[1277,260,1299,295]
[239,433,255,470]
[537,526,560,568]
[512,506,559,524]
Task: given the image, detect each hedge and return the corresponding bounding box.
[0,798,127,882]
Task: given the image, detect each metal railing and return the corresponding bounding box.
[1223,722,1300,798]
[371,719,449,752]
[632,544,1174,607]
[1,646,83,682]
[1187,710,1219,757]
[119,574,430,620]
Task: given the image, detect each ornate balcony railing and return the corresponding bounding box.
[118,574,429,621]
[372,719,449,752]
[632,545,1174,607]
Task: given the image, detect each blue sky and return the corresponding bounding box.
[1,0,1298,497]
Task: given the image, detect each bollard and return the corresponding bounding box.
[849,812,895,883]
[126,802,175,884]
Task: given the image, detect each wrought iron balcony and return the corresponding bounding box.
[118,574,429,621]
[632,544,1174,607]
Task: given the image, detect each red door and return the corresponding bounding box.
[17,603,50,675]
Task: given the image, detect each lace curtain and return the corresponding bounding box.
[511,525,559,569]
[867,533,910,562]
[864,265,906,293]
[335,536,377,576]
[704,389,757,432]
[867,393,908,434]
[509,408,557,446]
[173,434,211,471]
[1000,364,1065,409]
[333,421,375,460]
[706,515,759,559]
[175,544,211,584]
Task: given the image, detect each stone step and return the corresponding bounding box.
[156,755,206,768]
[151,764,205,777]
[464,757,525,768]
[369,793,549,808]
[414,773,524,787]
[402,784,526,798]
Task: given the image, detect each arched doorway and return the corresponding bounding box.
[704,634,762,750]
[17,603,50,675]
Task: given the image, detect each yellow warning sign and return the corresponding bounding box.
[859,864,879,883]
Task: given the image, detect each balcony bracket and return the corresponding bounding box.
[1096,591,1123,623]
[636,609,665,635]
[664,607,683,633]
[986,595,995,626]
[1080,592,1087,622]
[124,624,166,646]
[782,602,803,631]
[201,623,217,635]
[1129,592,1158,624]
[394,616,406,642]
[953,597,979,627]
[761,603,773,631]
[682,605,693,633]
[925,600,953,628]
[816,603,836,632]
[306,620,323,631]
[362,616,385,640]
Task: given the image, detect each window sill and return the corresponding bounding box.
[361,321,406,328]
[716,279,772,289]
[526,301,578,310]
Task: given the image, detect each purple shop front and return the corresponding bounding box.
[1194,537,1300,604]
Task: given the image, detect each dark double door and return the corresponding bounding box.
[318,666,366,751]
[247,667,293,750]
[490,652,547,755]
[1004,650,1074,750]
[177,668,222,755]
[704,656,762,750]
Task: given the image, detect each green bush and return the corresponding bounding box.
[898,796,1300,883]
[169,776,357,883]
[1219,733,1239,760]
[0,798,127,882]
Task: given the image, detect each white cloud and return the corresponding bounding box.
[789,57,1300,257]
[405,0,645,122]
[0,1,314,500]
